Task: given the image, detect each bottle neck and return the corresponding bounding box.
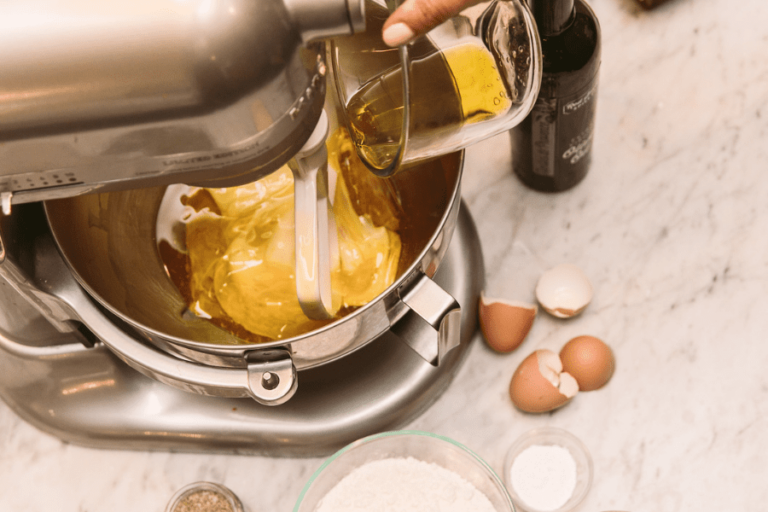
[528,0,575,36]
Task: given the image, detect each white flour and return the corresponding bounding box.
[315,457,497,512]
[509,444,577,511]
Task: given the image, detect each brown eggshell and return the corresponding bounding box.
[509,349,579,413]
[560,335,615,391]
[478,294,537,353]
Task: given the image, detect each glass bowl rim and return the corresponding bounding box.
[294,429,513,511]
[502,427,593,512]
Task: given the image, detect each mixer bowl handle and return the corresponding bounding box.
[70,290,299,404]
[65,288,298,404]
[390,273,462,366]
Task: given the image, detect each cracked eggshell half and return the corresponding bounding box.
[509,349,579,413]
[535,263,593,318]
[478,293,537,353]
[560,335,615,391]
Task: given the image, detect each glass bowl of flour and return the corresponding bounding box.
[294,430,516,512]
[502,427,593,512]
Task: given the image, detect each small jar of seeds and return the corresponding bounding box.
[165,482,244,512]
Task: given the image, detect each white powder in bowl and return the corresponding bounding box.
[509,444,577,511]
[315,457,497,512]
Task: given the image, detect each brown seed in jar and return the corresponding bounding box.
[173,490,234,512]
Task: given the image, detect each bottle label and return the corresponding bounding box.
[530,80,598,177]
[531,97,558,177]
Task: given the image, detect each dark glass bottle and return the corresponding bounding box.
[510,0,601,192]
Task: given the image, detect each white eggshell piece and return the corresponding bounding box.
[535,264,593,318]
[536,348,563,386]
[558,372,580,398]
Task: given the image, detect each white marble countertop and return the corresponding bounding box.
[2,0,767,510]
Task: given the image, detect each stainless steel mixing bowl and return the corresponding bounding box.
[44,150,465,404]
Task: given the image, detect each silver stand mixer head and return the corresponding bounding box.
[0,0,366,206]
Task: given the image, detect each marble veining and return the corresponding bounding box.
[2,0,768,510]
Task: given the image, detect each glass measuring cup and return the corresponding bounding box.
[331,0,542,176]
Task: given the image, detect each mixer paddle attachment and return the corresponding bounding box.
[288,110,336,320]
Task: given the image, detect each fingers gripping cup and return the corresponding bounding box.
[332,0,542,176]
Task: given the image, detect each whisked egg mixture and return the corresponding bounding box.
[158,128,405,342]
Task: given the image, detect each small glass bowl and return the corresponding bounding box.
[503,427,592,512]
[294,430,516,512]
[165,481,244,512]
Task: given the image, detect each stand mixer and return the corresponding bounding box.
[0,0,485,455]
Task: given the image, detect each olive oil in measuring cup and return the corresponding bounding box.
[332,0,542,174]
[345,37,513,170]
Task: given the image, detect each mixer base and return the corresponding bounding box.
[0,204,483,457]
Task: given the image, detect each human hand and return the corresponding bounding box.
[382,0,485,47]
